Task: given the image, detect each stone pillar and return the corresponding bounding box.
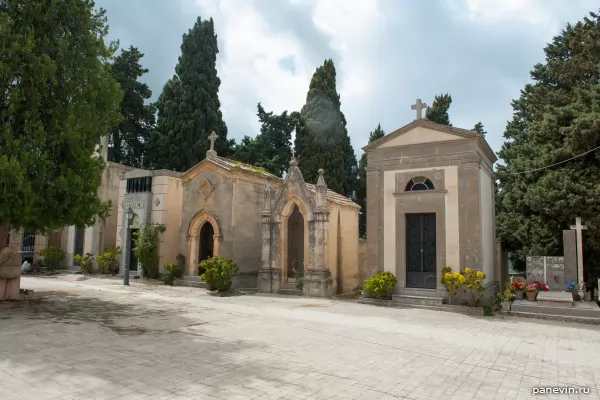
[257,181,281,293]
[303,169,333,297]
[563,230,577,285]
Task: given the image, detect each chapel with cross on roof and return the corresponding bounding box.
[362,99,500,303]
[114,131,361,296]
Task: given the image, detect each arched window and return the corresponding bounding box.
[405,176,435,191]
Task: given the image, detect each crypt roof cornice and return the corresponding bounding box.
[362,119,498,164]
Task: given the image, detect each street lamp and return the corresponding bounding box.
[123,206,134,286]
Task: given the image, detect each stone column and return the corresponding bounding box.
[257,181,281,293]
[303,169,333,297]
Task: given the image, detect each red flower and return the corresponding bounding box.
[539,283,550,292]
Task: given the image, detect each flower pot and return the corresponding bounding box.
[526,291,537,301]
[584,291,591,302]
[502,302,511,312]
[515,291,524,300]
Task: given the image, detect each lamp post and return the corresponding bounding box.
[123,206,134,286]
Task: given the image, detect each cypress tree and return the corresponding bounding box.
[496,10,600,280]
[108,46,156,167]
[426,93,452,126]
[355,124,385,238]
[0,0,122,231]
[150,17,228,171]
[294,59,357,196]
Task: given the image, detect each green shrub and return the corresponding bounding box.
[96,247,120,275]
[199,256,239,292]
[74,253,94,274]
[292,265,304,290]
[162,262,182,286]
[133,224,166,279]
[39,246,66,271]
[482,296,499,317]
[363,271,397,300]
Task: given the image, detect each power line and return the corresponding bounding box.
[496,144,600,176]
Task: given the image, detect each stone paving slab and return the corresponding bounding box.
[1,277,600,399]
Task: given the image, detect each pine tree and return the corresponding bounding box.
[473,122,487,138]
[0,0,122,231]
[355,124,385,238]
[150,17,228,171]
[294,59,357,196]
[109,46,156,167]
[426,93,452,126]
[233,103,299,177]
[496,10,600,281]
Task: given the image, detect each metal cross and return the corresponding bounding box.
[140,154,144,169]
[570,216,587,285]
[208,131,218,151]
[411,98,428,120]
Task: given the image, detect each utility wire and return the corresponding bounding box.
[496,144,600,176]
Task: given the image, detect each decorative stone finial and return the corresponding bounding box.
[289,148,298,167]
[316,168,327,188]
[318,168,324,176]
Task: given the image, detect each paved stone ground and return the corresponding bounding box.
[1,277,600,400]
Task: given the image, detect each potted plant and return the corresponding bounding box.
[511,281,525,300]
[525,283,538,301]
[498,284,513,311]
[538,283,550,292]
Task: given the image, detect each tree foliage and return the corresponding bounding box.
[0,0,122,231]
[426,93,452,126]
[233,103,300,177]
[355,124,385,238]
[496,10,600,282]
[473,122,487,138]
[108,46,155,167]
[294,59,357,196]
[149,17,229,172]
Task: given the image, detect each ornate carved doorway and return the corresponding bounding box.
[405,213,436,289]
[198,223,214,275]
[287,204,304,278]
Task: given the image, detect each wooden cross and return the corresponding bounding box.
[411,98,428,120]
[570,216,587,285]
[208,131,218,151]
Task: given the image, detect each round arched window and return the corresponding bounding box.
[405,176,435,191]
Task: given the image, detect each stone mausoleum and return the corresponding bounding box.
[116,135,361,297]
[364,101,499,302]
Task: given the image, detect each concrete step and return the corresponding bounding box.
[399,288,440,297]
[173,279,207,289]
[511,300,600,318]
[277,288,303,296]
[179,275,203,282]
[392,294,444,306]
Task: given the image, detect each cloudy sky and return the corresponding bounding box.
[96,0,598,160]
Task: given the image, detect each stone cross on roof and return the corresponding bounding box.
[208,131,218,151]
[411,99,428,120]
[291,148,296,158]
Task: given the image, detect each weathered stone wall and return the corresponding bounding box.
[357,239,367,288]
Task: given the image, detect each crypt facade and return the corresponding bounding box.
[116,134,361,296]
[363,100,499,299]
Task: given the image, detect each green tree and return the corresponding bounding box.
[233,103,300,177]
[149,17,229,171]
[355,124,385,238]
[426,93,452,126]
[294,59,357,196]
[473,122,487,138]
[108,46,156,167]
[496,10,600,282]
[0,0,122,231]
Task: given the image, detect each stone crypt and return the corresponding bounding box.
[116,133,361,296]
[363,100,499,303]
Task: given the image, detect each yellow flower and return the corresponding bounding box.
[476,271,484,278]
[444,272,452,280]
[459,275,466,284]
[465,267,471,274]
[453,271,460,278]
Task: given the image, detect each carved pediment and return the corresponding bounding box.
[199,178,214,199]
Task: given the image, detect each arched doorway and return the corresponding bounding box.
[198,222,214,275]
[287,204,304,278]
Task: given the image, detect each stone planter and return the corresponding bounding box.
[584,291,592,302]
[502,302,511,312]
[515,291,524,300]
[526,291,537,301]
